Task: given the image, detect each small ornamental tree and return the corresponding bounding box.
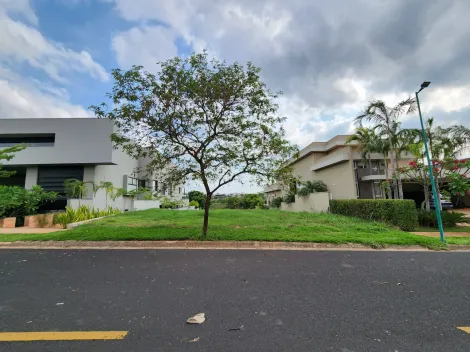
[0,144,26,178]
[394,158,470,210]
[91,52,297,236]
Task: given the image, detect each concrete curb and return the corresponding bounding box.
[0,240,469,251]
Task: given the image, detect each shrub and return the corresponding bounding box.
[189,200,199,208]
[271,197,283,208]
[297,187,311,197]
[297,180,328,197]
[417,210,469,228]
[188,191,206,209]
[223,194,264,209]
[54,205,121,228]
[0,185,57,218]
[283,193,296,203]
[330,199,418,231]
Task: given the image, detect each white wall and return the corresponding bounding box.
[90,148,140,210]
[133,200,161,210]
[280,192,330,213]
[24,167,38,189]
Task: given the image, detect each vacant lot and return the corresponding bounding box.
[2,209,468,248]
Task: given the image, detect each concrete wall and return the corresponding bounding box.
[91,148,140,209]
[133,200,161,210]
[311,160,356,199]
[291,153,316,181]
[280,192,330,213]
[1,118,115,165]
[288,146,356,200]
[67,198,95,209]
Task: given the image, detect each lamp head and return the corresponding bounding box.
[421,81,431,89]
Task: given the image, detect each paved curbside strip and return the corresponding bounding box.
[0,240,468,251]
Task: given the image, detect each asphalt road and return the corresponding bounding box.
[0,249,469,351]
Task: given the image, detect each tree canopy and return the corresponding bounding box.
[91,52,297,235]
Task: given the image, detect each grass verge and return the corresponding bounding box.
[0,209,458,249]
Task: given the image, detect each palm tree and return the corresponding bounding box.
[347,127,399,199]
[355,98,417,199]
[450,125,470,156]
[346,127,376,168]
[347,128,380,198]
[64,179,88,206]
[100,181,115,208]
[84,181,102,204]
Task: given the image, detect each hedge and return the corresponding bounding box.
[329,199,418,231]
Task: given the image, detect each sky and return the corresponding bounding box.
[1,0,469,194]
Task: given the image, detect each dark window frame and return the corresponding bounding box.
[0,134,55,147]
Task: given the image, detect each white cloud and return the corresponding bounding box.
[425,85,470,114]
[0,65,90,118]
[106,0,470,192]
[0,0,108,119]
[112,25,178,71]
[0,15,109,83]
[0,0,38,25]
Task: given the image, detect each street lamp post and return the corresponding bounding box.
[415,81,445,242]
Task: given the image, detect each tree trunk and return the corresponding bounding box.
[423,186,430,211]
[434,175,443,210]
[383,156,392,199]
[418,167,430,211]
[202,194,212,237]
[368,156,376,199]
[387,129,400,199]
[398,178,404,199]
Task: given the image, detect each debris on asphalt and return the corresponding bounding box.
[26,321,32,324]
[188,337,200,343]
[397,283,405,286]
[228,324,244,331]
[187,313,205,324]
[56,302,64,306]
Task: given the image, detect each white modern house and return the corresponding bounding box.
[0,118,187,211]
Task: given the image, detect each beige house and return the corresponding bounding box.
[265,135,416,204]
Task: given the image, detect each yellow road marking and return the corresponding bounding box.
[457,327,470,334]
[0,331,128,342]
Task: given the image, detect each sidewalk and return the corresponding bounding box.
[0,240,468,251]
[0,228,65,234]
[412,232,470,237]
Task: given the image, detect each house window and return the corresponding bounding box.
[154,180,158,192]
[0,134,55,147]
[169,184,173,196]
[128,177,137,186]
[138,179,146,188]
[179,187,181,194]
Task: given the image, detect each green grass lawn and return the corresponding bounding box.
[2,209,468,249]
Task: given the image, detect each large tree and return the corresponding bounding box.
[355,98,417,199]
[91,52,297,236]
